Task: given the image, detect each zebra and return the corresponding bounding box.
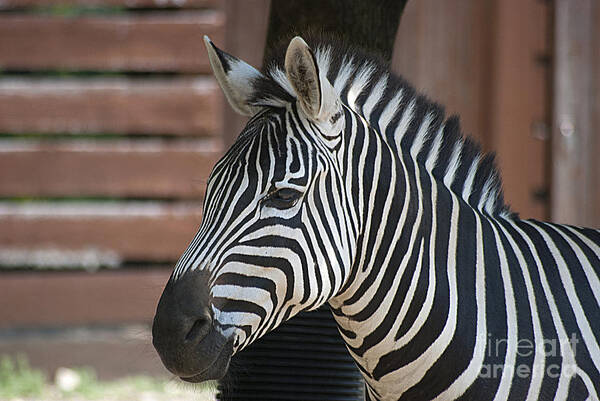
[152,34,600,400]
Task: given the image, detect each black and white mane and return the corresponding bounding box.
[248,35,512,218]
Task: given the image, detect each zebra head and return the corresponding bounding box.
[152,36,355,383]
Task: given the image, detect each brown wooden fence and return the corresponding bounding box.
[0,0,229,378]
[0,1,224,336]
[394,0,552,222]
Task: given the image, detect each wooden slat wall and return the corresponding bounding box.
[1,203,202,261]
[392,1,494,148]
[488,0,551,221]
[392,0,552,220]
[0,0,218,8]
[0,268,172,379]
[0,270,171,328]
[0,12,223,73]
[0,140,220,198]
[0,78,220,135]
[552,0,600,226]
[0,1,224,331]
[0,334,168,380]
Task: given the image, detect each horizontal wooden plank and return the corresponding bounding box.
[0,11,224,72]
[0,0,220,8]
[0,202,202,262]
[0,328,170,380]
[0,77,221,135]
[0,269,170,328]
[0,140,221,198]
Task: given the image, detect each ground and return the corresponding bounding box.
[0,356,216,401]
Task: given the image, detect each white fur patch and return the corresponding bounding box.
[346,64,375,110]
[363,75,388,120]
[443,140,463,188]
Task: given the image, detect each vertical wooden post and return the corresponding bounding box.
[552,0,600,225]
[222,0,270,146]
[392,0,552,220]
[488,0,551,221]
[391,0,494,148]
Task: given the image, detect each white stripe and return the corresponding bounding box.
[362,75,388,121]
[347,64,375,110]
[315,47,332,78]
[393,98,416,147]
[333,56,355,92]
[269,66,296,97]
[501,221,546,400]
[434,213,487,399]
[410,112,433,158]
[525,222,600,371]
[212,284,274,317]
[380,194,460,397]
[513,221,580,400]
[377,89,403,135]
[357,154,421,361]
[481,176,499,214]
[462,155,481,201]
[562,226,600,307]
[424,123,444,171]
[491,223,518,401]
[444,139,463,188]
[385,167,438,355]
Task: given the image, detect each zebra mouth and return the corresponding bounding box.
[179,338,234,383]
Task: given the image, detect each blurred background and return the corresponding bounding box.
[0,0,597,398]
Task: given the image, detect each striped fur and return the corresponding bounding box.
[172,36,600,400]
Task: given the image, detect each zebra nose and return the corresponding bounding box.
[152,270,214,375]
[183,314,212,343]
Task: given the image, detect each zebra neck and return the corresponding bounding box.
[327,184,478,399]
[329,107,491,396]
[335,63,511,221]
[330,166,600,399]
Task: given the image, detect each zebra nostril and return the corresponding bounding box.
[184,317,211,343]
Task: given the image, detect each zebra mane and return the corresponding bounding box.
[250,35,512,218]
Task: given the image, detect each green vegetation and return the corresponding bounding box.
[0,356,216,401]
[0,356,46,398]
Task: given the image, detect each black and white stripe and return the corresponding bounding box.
[171,35,600,400]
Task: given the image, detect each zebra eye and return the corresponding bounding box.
[263,188,302,210]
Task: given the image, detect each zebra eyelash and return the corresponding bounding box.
[261,187,303,210]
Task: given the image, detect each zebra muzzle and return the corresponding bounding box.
[152,270,234,382]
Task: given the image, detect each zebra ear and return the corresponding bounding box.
[203,36,264,116]
[284,36,341,123]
